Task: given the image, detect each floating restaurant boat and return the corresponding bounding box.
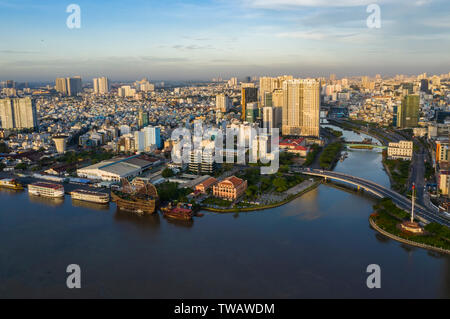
[0,178,24,190]
[111,178,158,215]
[161,203,193,221]
[28,182,65,198]
[71,189,110,204]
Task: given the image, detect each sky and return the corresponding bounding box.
[0,0,449,82]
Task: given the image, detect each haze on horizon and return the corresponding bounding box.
[0,0,449,82]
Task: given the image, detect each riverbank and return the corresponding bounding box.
[369,217,450,255]
[202,181,322,213]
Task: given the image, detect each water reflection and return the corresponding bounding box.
[28,194,65,207]
[114,208,161,230]
[71,199,110,211]
[164,216,194,229]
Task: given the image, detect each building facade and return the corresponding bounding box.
[213,176,247,200]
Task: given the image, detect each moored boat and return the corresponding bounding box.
[28,182,65,198]
[71,189,110,204]
[161,203,193,221]
[0,178,24,190]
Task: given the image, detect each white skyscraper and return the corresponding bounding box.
[0,97,38,130]
[93,77,109,94]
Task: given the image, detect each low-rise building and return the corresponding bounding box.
[195,177,218,194]
[387,140,413,160]
[213,176,247,200]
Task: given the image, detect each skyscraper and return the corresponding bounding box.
[55,77,82,96]
[93,77,109,94]
[397,95,420,128]
[282,79,320,137]
[241,87,258,121]
[216,94,231,112]
[0,97,38,130]
[259,76,293,107]
[138,108,149,129]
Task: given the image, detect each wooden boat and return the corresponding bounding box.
[161,202,193,221]
[111,178,158,215]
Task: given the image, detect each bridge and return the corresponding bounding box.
[345,143,387,150]
[298,169,450,227]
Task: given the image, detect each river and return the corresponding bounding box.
[0,124,449,298]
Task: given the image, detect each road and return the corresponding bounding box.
[299,169,450,227]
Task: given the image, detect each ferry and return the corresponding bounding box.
[0,179,24,190]
[71,189,110,204]
[28,182,65,198]
[161,203,193,221]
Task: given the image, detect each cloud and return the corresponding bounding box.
[0,50,39,54]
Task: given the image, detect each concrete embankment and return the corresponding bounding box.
[369,217,450,256]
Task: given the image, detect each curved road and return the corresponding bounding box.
[299,169,450,227]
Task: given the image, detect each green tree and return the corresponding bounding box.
[162,168,175,178]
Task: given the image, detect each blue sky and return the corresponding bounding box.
[0,0,449,81]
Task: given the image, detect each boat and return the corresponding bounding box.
[71,189,110,204]
[111,178,158,215]
[28,182,65,198]
[0,178,24,190]
[161,202,193,221]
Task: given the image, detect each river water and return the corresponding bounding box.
[0,125,449,298]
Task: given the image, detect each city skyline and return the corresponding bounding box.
[1,0,450,81]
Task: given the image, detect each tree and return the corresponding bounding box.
[0,142,9,153]
[273,177,288,192]
[162,168,175,178]
[15,163,28,170]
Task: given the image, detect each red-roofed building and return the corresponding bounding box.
[213,176,248,200]
[195,177,218,194]
[279,137,309,156]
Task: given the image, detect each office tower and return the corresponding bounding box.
[189,149,219,175]
[282,79,320,137]
[55,77,82,96]
[138,108,149,128]
[216,94,230,112]
[397,95,420,128]
[55,78,68,94]
[67,77,82,96]
[330,74,336,82]
[228,77,238,87]
[245,102,259,123]
[259,76,293,107]
[93,77,109,94]
[420,79,429,93]
[263,105,282,131]
[0,97,38,130]
[241,87,258,121]
[272,89,284,107]
[143,126,162,149]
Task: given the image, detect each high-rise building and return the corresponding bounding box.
[216,94,231,112]
[0,97,38,130]
[245,102,259,123]
[55,77,82,96]
[263,106,282,132]
[93,77,109,94]
[259,76,293,107]
[143,126,162,149]
[397,95,419,128]
[241,87,258,121]
[138,108,149,129]
[282,79,320,137]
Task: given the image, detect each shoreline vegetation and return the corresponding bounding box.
[202,181,321,213]
[371,199,450,254]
